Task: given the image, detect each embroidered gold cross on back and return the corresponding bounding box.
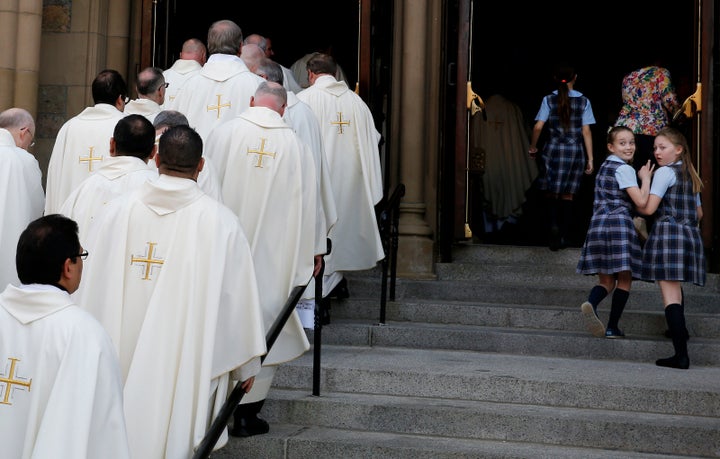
[0,357,32,405]
[130,242,164,280]
[207,95,231,119]
[247,138,276,168]
[79,146,103,172]
[331,112,350,134]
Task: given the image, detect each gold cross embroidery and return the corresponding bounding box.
[331,112,350,134]
[247,138,276,168]
[207,95,231,119]
[1,357,32,405]
[130,242,164,280]
[79,146,103,172]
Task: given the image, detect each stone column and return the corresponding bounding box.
[392,0,436,279]
[0,0,43,113]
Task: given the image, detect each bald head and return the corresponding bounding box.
[0,108,35,150]
[250,81,287,116]
[241,43,265,73]
[180,38,207,65]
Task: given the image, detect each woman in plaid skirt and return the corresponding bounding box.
[639,127,705,369]
[529,64,596,251]
[577,126,654,338]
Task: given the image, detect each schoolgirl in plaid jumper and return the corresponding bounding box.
[577,126,654,338]
[529,65,596,250]
[639,127,705,369]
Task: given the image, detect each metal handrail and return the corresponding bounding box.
[192,283,308,459]
[378,183,405,324]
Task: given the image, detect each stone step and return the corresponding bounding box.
[329,298,720,340]
[311,321,720,366]
[215,346,720,458]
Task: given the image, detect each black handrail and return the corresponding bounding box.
[378,183,405,324]
[312,238,330,396]
[192,283,308,459]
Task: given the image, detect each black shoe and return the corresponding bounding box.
[604,327,625,339]
[656,355,690,370]
[229,415,270,437]
[328,278,349,299]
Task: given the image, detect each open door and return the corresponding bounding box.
[447,0,708,252]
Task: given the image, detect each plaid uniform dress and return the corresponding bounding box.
[537,94,589,195]
[577,159,642,277]
[641,164,706,285]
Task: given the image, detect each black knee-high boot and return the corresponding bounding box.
[656,303,690,369]
[230,399,270,437]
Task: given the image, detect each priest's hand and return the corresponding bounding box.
[313,255,323,277]
[240,376,255,393]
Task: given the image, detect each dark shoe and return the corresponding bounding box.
[320,297,331,325]
[656,355,690,370]
[604,327,625,339]
[581,301,605,337]
[328,278,349,299]
[229,416,270,437]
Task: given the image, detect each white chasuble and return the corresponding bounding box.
[173,54,264,142]
[0,284,130,459]
[59,155,158,240]
[124,98,163,124]
[0,129,44,290]
[205,105,316,366]
[76,175,266,458]
[162,59,203,109]
[297,75,385,280]
[284,92,338,301]
[45,104,126,214]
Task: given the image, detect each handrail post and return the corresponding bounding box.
[312,238,330,396]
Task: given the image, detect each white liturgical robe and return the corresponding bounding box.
[59,155,158,239]
[76,175,266,458]
[0,284,130,459]
[297,75,385,290]
[0,129,44,290]
[162,59,203,109]
[45,104,126,214]
[173,54,264,141]
[284,91,337,303]
[124,98,163,124]
[205,106,316,368]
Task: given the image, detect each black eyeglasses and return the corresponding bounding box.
[163,82,170,88]
[76,251,89,260]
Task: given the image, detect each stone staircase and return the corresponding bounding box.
[213,243,720,458]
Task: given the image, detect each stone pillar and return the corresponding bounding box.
[0,0,43,113]
[392,0,436,279]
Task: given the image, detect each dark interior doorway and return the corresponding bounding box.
[466,0,696,248]
[153,1,360,85]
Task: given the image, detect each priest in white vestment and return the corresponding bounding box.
[0,215,130,459]
[153,109,223,202]
[45,69,128,214]
[469,94,538,231]
[0,109,45,290]
[75,125,266,458]
[205,81,317,437]
[297,53,385,297]
[173,19,264,142]
[255,58,337,327]
[59,114,158,239]
[162,38,206,109]
[123,67,167,124]
[243,33,303,93]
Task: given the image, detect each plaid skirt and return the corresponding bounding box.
[577,212,642,277]
[641,220,706,286]
[537,142,585,195]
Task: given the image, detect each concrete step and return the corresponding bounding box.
[215,346,720,458]
[329,298,720,340]
[311,320,720,366]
